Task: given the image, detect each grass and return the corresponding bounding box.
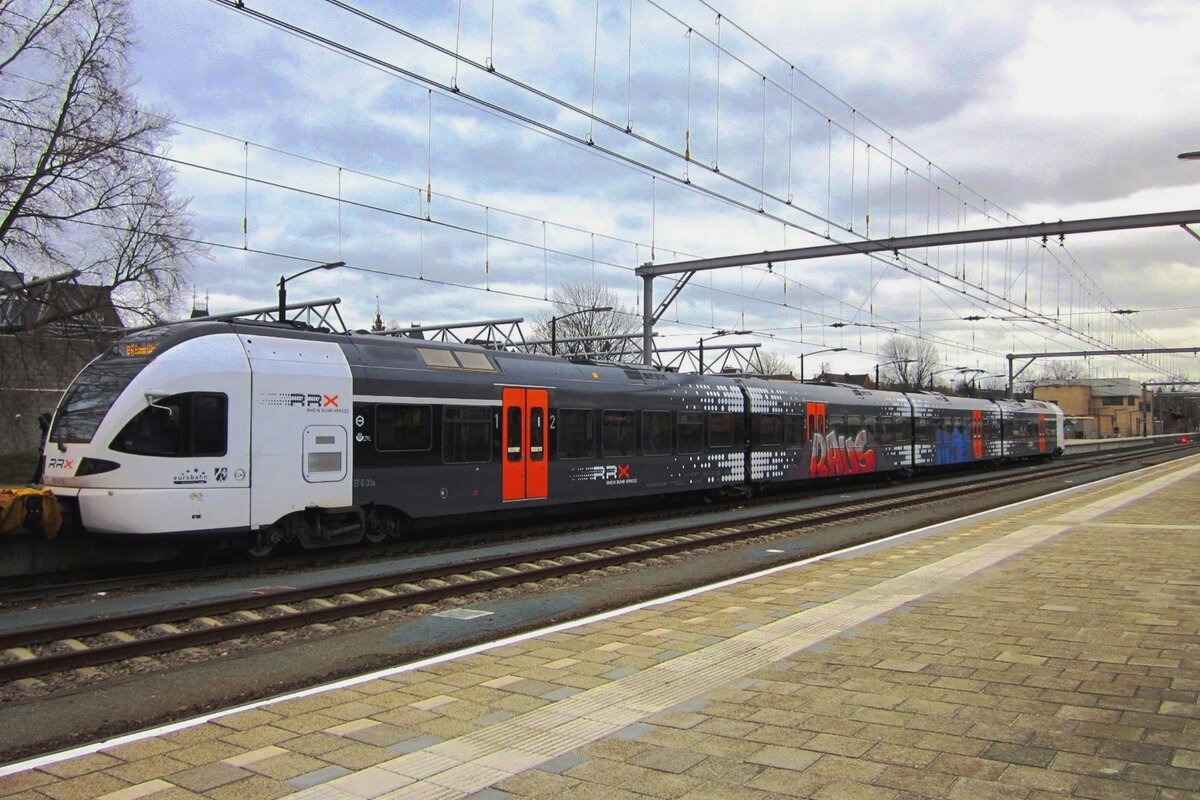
[0,451,39,486]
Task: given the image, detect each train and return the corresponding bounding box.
[38,319,1065,555]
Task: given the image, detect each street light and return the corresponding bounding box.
[278,261,344,322]
[550,306,613,355]
[954,368,986,395]
[927,365,968,390]
[798,347,846,382]
[698,329,750,374]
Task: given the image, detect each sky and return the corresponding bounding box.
[126,0,1200,386]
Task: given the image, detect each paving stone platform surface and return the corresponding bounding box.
[3,456,1199,799]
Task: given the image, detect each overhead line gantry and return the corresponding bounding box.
[636,209,1200,367]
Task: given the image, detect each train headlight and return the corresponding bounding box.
[76,457,121,476]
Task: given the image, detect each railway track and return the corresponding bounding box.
[0,442,1176,607]
[0,445,1187,687]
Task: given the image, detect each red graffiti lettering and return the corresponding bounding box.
[810,429,876,477]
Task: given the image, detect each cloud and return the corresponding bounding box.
[124,0,1200,381]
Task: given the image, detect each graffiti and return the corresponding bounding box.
[934,425,972,463]
[810,428,876,476]
[806,402,874,477]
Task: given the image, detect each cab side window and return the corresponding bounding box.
[112,392,227,457]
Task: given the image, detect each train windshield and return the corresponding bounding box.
[49,361,146,444]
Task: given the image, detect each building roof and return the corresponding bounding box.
[1035,377,1142,397]
[1,272,123,333]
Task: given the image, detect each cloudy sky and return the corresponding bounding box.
[127,0,1200,384]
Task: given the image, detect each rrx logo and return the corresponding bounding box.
[578,464,634,483]
[287,393,339,408]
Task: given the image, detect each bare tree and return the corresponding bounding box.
[1037,359,1084,385]
[0,0,200,326]
[878,335,940,389]
[756,350,794,377]
[532,281,639,359]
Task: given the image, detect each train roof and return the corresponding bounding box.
[108,320,1062,414]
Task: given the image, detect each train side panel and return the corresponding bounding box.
[804,385,914,479]
[997,399,1064,458]
[347,340,505,520]
[242,334,354,529]
[907,393,1003,466]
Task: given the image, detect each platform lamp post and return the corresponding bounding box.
[698,329,750,374]
[799,347,846,382]
[955,368,986,395]
[550,306,613,355]
[278,261,344,322]
[927,366,969,391]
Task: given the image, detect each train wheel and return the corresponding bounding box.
[246,526,282,559]
[364,506,403,544]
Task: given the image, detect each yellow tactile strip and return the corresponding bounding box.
[1,456,1197,799]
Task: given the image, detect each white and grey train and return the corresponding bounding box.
[39,320,1065,554]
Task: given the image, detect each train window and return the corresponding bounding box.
[862,416,876,436]
[845,415,862,433]
[642,410,672,456]
[113,396,182,456]
[111,392,227,457]
[602,409,636,457]
[678,411,704,454]
[914,417,935,444]
[708,412,735,449]
[375,404,432,451]
[455,351,496,371]
[530,408,544,461]
[51,361,145,444]
[557,409,595,459]
[416,347,497,371]
[783,414,805,448]
[192,394,227,456]
[759,414,783,446]
[506,406,522,462]
[443,406,492,463]
[416,348,459,368]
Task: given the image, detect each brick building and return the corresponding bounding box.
[1033,378,1150,438]
[1,273,123,453]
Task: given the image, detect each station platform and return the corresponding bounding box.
[3,455,1199,800]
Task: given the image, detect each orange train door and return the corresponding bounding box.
[501,387,548,501]
[971,410,984,459]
